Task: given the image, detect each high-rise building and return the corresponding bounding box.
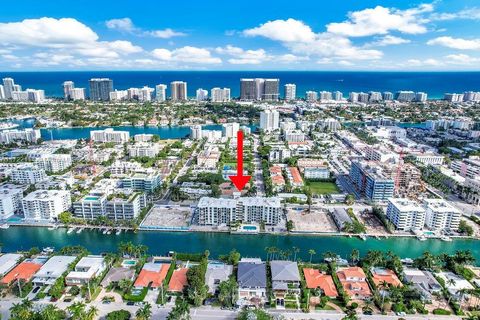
[306,91,318,102]
[22,190,71,221]
[240,78,279,101]
[26,89,45,103]
[369,91,382,102]
[319,91,332,101]
[190,125,203,140]
[222,123,240,138]
[349,161,395,202]
[70,88,86,100]
[463,91,480,102]
[155,84,167,102]
[170,81,187,101]
[284,84,296,101]
[109,90,128,101]
[196,88,208,102]
[333,91,343,101]
[89,78,113,101]
[0,85,4,100]
[358,92,369,103]
[2,78,15,100]
[260,109,280,132]
[395,91,416,102]
[382,92,393,101]
[263,79,280,101]
[415,92,428,102]
[423,199,461,232]
[444,93,464,102]
[349,92,359,102]
[90,128,130,143]
[386,198,426,231]
[63,81,74,100]
[211,88,231,102]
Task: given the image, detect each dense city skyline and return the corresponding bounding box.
[1,0,480,71]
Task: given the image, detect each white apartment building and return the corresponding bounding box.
[22,190,71,221]
[365,147,399,163]
[66,255,107,286]
[0,185,23,219]
[34,154,72,173]
[12,89,45,103]
[413,153,444,166]
[423,199,461,232]
[190,125,203,140]
[303,167,330,180]
[155,84,167,102]
[134,134,154,142]
[386,198,426,231]
[259,110,279,132]
[197,197,282,226]
[211,87,231,102]
[0,128,41,144]
[10,164,47,184]
[222,123,240,138]
[306,91,318,102]
[284,84,296,101]
[284,130,305,142]
[196,88,208,102]
[90,128,130,143]
[109,90,128,101]
[170,81,187,101]
[450,158,480,179]
[128,143,161,158]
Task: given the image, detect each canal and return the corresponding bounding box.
[1,227,479,263]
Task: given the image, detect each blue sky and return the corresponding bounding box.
[1,0,480,71]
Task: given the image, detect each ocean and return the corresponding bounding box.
[1,71,480,99]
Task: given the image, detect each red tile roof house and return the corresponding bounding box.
[336,267,372,300]
[134,263,169,290]
[371,267,403,288]
[303,268,338,298]
[168,268,189,292]
[1,258,46,285]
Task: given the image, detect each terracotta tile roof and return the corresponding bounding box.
[168,268,189,292]
[337,267,372,298]
[303,268,338,298]
[371,268,403,288]
[1,261,42,284]
[134,263,169,288]
[288,167,303,184]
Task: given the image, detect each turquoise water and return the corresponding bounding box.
[0,227,478,263]
[243,226,258,231]
[84,196,99,201]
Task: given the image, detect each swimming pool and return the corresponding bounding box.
[242,225,258,231]
[84,196,100,201]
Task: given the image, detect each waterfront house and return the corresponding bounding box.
[371,267,403,288]
[402,268,442,302]
[303,268,338,298]
[1,256,47,285]
[330,208,353,231]
[270,260,301,308]
[336,267,372,300]
[65,255,106,286]
[134,263,169,290]
[237,258,267,305]
[436,272,475,300]
[101,267,136,288]
[205,262,233,294]
[32,255,76,286]
[168,267,188,292]
[0,253,22,277]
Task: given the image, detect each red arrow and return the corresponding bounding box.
[229,130,251,191]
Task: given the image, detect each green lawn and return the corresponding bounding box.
[308,181,340,195]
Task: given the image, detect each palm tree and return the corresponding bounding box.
[40,304,64,320]
[350,249,360,265]
[85,306,98,320]
[67,302,87,320]
[136,302,152,320]
[9,299,33,320]
[308,249,316,263]
[447,278,457,303]
[292,246,300,261]
[378,280,390,311]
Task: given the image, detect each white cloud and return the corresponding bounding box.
[276,54,309,63]
[430,8,480,21]
[427,36,480,50]
[327,4,432,37]
[215,45,270,64]
[406,58,442,67]
[368,35,411,47]
[243,18,315,43]
[338,60,354,66]
[105,18,135,32]
[146,29,186,39]
[0,17,142,60]
[152,46,221,64]
[0,17,98,47]
[106,17,185,39]
[445,54,480,65]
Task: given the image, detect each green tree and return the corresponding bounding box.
[167,297,190,320]
[218,277,238,308]
[106,310,131,320]
[135,303,152,320]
